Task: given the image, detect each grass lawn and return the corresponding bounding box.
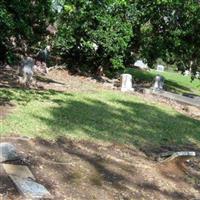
[1,87,200,150]
[124,68,200,95]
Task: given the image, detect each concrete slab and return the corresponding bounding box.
[3,164,52,199]
[0,143,20,162]
[153,91,200,108]
[9,175,52,199]
[3,164,35,180]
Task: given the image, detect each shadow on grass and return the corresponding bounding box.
[34,96,200,152]
[0,87,71,106]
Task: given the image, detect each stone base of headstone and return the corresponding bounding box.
[121,87,135,92]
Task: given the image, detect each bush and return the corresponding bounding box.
[54,0,133,73]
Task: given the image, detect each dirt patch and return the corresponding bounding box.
[0,104,15,120]
[39,68,107,92]
[1,137,200,200]
[0,66,19,88]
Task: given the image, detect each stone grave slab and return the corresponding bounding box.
[10,175,52,199]
[3,164,52,199]
[158,151,196,163]
[3,164,35,180]
[0,143,20,162]
[153,90,200,108]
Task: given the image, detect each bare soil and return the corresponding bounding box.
[1,66,200,199]
[0,137,200,200]
[0,104,14,120]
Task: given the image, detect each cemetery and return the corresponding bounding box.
[1,1,200,199]
[1,64,200,199]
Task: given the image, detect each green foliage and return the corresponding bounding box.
[1,0,200,77]
[136,0,200,74]
[53,0,200,76]
[0,0,53,64]
[54,0,133,72]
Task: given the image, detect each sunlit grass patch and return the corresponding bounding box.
[1,87,200,150]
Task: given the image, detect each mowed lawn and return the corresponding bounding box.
[125,68,200,95]
[1,87,200,150]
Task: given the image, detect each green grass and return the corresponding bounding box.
[125,68,200,95]
[1,87,200,150]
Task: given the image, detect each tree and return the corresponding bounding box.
[0,0,53,64]
[54,0,133,73]
[1,0,199,79]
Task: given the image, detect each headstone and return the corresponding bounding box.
[134,60,148,70]
[3,164,35,180]
[156,65,165,72]
[120,74,134,92]
[153,75,164,91]
[196,72,200,79]
[184,70,190,76]
[0,143,20,162]
[9,175,52,199]
[3,164,52,199]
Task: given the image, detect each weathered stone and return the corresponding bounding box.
[3,164,35,180]
[120,74,134,92]
[184,70,190,76]
[156,64,165,72]
[158,151,196,163]
[196,71,200,79]
[153,75,164,91]
[0,143,19,162]
[9,175,52,199]
[3,164,52,199]
[153,90,200,108]
[134,60,148,70]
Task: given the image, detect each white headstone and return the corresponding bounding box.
[134,60,148,70]
[184,70,190,76]
[156,65,165,72]
[120,74,134,92]
[196,72,200,79]
[153,75,164,91]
